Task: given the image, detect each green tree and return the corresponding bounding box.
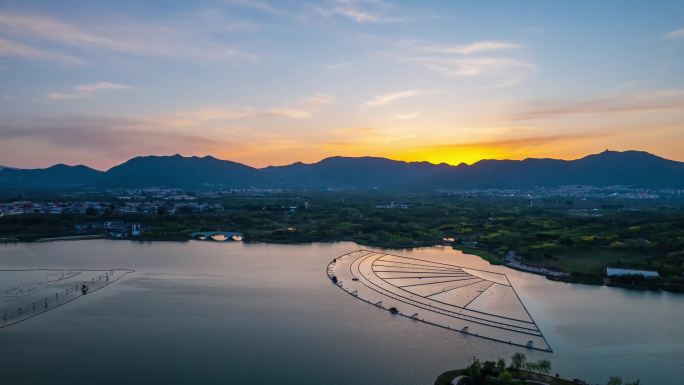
[496,358,506,372]
[511,352,526,370]
[607,377,623,385]
[482,361,496,374]
[537,359,551,375]
[468,357,482,379]
[497,371,513,384]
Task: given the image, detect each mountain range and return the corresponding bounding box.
[1,150,682,191]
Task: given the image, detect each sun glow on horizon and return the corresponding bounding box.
[392,146,514,166]
[0,1,682,169]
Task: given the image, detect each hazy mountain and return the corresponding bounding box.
[0,150,682,190]
[260,156,453,189]
[434,150,684,189]
[102,154,259,188]
[0,164,103,189]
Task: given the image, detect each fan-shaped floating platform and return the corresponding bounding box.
[327,250,552,352]
[1,268,133,328]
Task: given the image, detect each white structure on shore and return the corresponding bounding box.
[606,267,659,278]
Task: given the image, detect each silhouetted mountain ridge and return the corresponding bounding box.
[0,150,682,190]
[0,163,103,188]
[103,154,257,188]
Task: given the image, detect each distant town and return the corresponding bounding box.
[2,185,683,218]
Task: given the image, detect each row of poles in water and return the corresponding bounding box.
[1,271,113,325]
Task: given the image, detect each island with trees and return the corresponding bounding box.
[434,352,641,385]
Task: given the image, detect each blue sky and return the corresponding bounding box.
[0,0,683,169]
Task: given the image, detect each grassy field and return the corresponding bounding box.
[547,248,647,274]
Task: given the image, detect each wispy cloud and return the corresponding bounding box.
[0,11,259,64]
[47,81,132,100]
[326,61,353,70]
[663,27,684,39]
[394,113,418,120]
[383,37,534,87]
[398,39,520,55]
[224,0,306,21]
[323,126,382,149]
[263,108,311,118]
[317,0,405,23]
[0,13,132,52]
[305,93,335,105]
[0,116,251,169]
[159,107,254,127]
[424,132,611,151]
[334,0,383,22]
[508,90,684,120]
[411,56,536,87]
[156,104,313,127]
[364,89,440,107]
[0,37,82,65]
[75,82,131,93]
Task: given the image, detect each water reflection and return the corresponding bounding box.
[0,240,681,385]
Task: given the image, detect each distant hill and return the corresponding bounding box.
[0,150,682,190]
[103,155,258,188]
[0,164,104,188]
[260,156,452,189]
[431,150,684,189]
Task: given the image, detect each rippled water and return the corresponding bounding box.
[1,240,682,385]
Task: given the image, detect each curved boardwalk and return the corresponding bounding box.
[328,250,552,352]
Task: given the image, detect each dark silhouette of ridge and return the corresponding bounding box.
[0,150,682,190]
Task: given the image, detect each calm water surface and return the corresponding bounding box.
[1,240,682,385]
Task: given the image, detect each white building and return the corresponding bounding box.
[606,267,659,278]
[130,223,142,236]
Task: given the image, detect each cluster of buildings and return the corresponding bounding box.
[605,267,660,278]
[437,186,684,200]
[0,201,107,216]
[113,201,224,214]
[0,200,225,216]
[375,201,409,209]
[118,187,284,200]
[75,220,142,238]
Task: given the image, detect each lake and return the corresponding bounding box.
[1,240,682,385]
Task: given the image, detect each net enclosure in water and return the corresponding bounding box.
[328,250,552,352]
[1,268,133,328]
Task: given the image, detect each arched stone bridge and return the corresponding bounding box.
[190,231,244,241]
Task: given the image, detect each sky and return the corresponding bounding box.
[0,0,683,170]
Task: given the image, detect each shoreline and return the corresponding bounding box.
[3,236,682,294]
[35,234,106,242]
[434,367,582,385]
